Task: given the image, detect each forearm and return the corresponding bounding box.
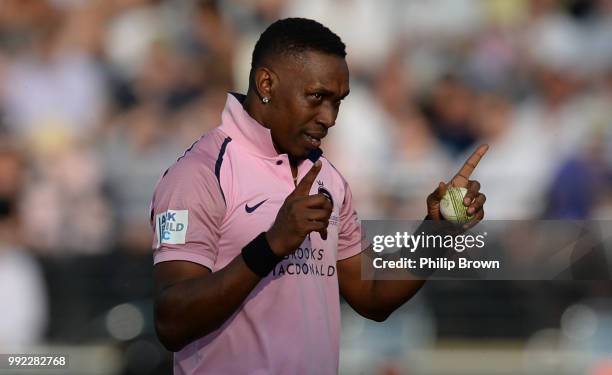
[339,245,427,322]
[351,217,447,320]
[350,249,427,321]
[367,278,426,319]
[154,254,261,351]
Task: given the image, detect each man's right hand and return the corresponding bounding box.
[266,160,333,257]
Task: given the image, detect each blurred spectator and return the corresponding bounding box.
[545,126,612,219]
[462,93,556,219]
[20,141,113,255]
[400,0,485,40]
[104,0,170,81]
[0,142,48,349]
[191,0,237,85]
[283,0,399,75]
[322,83,394,218]
[101,103,183,253]
[373,53,452,218]
[0,2,108,141]
[523,0,585,73]
[422,74,478,157]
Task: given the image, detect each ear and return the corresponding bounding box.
[254,66,277,100]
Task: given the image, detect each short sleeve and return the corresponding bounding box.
[150,159,226,270]
[337,181,363,260]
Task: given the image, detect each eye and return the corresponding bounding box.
[310,92,323,101]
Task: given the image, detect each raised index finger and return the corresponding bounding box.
[451,144,489,187]
[293,160,322,196]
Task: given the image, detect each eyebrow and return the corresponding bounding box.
[311,88,350,100]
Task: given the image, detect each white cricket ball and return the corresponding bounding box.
[440,187,473,224]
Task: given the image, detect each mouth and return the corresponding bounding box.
[302,131,325,149]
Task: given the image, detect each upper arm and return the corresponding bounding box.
[335,180,373,314]
[151,157,226,270]
[336,180,363,261]
[152,260,212,351]
[154,261,211,295]
[337,252,370,306]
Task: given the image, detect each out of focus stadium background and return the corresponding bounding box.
[0,0,612,374]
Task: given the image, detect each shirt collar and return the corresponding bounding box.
[219,92,279,158]
[219,92,323,163]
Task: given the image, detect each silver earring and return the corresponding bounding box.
[262,96,270,104]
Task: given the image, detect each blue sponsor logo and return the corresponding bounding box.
[157,210,187,245]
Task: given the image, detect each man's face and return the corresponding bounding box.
[264,51,350,161]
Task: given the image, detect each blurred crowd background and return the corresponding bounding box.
[1,0,612,374]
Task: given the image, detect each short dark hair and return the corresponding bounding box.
[250,18,346,75]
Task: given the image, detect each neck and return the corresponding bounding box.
[243,90,293,160]
[243,91,270,130]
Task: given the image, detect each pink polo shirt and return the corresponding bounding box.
[150,93,362,375]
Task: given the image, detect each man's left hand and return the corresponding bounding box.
[427,144,489,229]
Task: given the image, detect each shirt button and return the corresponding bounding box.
[276,160,283,165]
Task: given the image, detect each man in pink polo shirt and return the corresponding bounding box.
[151,18,487,374]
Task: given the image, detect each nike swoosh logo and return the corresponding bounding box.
[245,199,268,213]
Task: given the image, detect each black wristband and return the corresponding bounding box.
[399,217,457,279]
[241,232,284,277]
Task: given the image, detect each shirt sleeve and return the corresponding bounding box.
[337,181,363,261]
[150,159,225,270]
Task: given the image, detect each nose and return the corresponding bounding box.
[316,102,338,129]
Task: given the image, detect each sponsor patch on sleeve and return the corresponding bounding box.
[155,210,189,248]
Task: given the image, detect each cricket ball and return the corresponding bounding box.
[440,187,473,223]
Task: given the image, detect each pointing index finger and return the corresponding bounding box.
[293,160,322,196]
[452,144,489,187]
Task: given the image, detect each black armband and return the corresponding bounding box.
[241,232,284,277]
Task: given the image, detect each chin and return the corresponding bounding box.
[288,148,310,162]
